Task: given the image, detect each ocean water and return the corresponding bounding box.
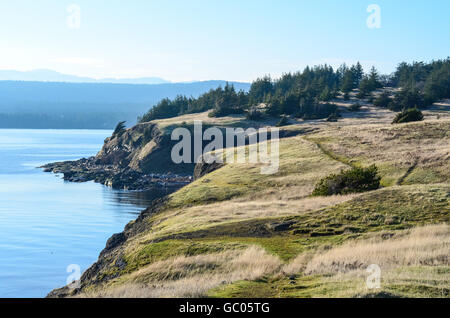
[0,129,169,297]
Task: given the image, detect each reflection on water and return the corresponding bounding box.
[105,187,172,209]
[0,129,170,298]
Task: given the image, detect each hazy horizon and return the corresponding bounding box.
[1,0,449,82]
[0,69,254,84]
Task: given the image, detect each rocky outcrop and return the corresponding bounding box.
[42,159,192,190]
[193,161,224,180]
[42,121,194,190]
[44,121,313,298]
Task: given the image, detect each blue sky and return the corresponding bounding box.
[0,0,449,82]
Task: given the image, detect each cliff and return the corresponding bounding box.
[42,121,194,190]
[47,98,450,298]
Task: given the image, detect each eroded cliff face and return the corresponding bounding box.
[42,122,194,190]
[96,122,195,174]
[96,123,155,170]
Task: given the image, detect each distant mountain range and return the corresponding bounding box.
[0,69,171,85]
[0,79,251,129]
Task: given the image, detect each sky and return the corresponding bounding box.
[0,0,449,82]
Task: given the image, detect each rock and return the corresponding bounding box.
[266,221,295,231]
[193,161,224,180]
[103,232,126,254]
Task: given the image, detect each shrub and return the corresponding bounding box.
[246,107,264,120]
[392,107,424,124]
[326,113,339,122]
[348,103,362,111]
[373,91,392,108]
[298,103,338,120]
[276,116,290,127]
[312,165,381,196]
[209,106,245,117]
[389,88,426,111]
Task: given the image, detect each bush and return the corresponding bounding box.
[373,91,392,108]
[392,107,424,124]
[298,103,338,120]
[389,88,425,111]
[326,113,339,122]
[209,105,245,117]
[246,107,264,120]
[348,103,362,111]
[276,116,290,127]
[312,165,381,196]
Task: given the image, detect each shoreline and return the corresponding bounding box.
[41,158,193,191]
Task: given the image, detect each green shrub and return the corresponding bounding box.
[312,165,381,196]
[276,116,290,127]
[373,91,392,108]
[326,113,339,122]
[392,108,424,124]
[246,107,264,120]
[348,103,362,111]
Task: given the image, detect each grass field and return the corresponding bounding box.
[70,98,449,298]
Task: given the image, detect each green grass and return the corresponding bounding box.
[209,266,450,298]
[73,118,449,298]
[116,183,448,279]
[122,240,246,274]
[165,134,345,209]
[208,275,357,298]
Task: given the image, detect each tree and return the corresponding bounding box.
[319,86,333,101]
[341,71,355,93]
[265,97,282,117]
[357,76,371,98]
[368,66,382,90]
[390,88,425,111]
[113,121,126,137]
[353,62,364,87]
[373,91,392,108]
[209,83,244,117]
[249,75,273,104]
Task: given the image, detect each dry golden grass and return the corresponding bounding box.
[296,265,450,298]
[151,110,243,129]
[81,246,281,298]
[75,106,449,298]
[85,224,449,298]
[284,224,449,276]
[145,194,357,240]
[308,119,450,185]
[125,136,349,243]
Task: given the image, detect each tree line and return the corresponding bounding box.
[139,58,450,122]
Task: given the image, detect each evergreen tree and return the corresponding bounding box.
[113,121,126,137]
[353,62,364,87]
[368,66,382,90]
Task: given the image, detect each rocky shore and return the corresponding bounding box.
[40,121,197,190]
[41,157,192,190]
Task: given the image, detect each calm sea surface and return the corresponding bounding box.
[0,129,169,297]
